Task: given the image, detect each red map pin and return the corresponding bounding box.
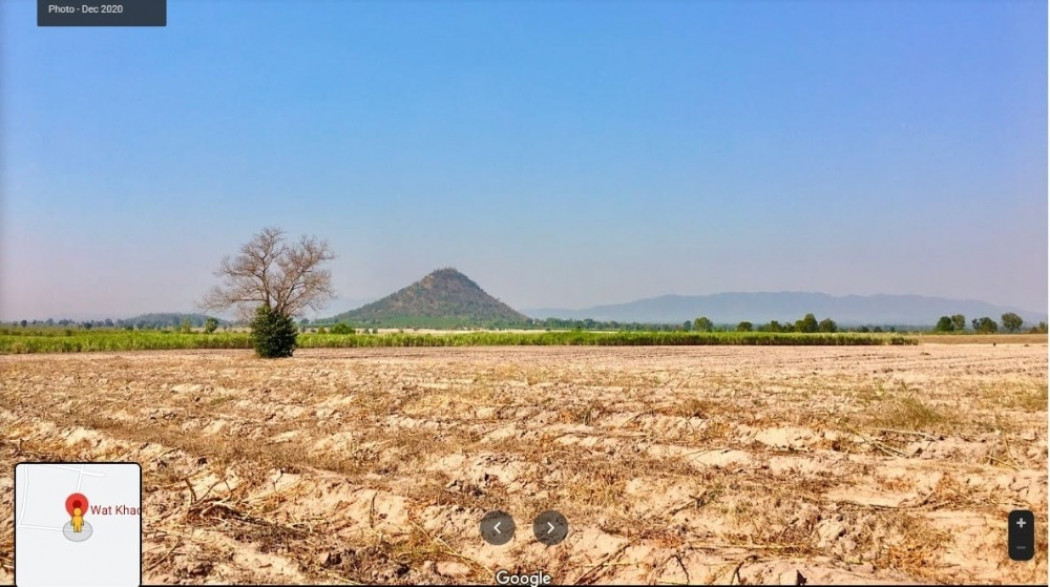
[65,493,89,516]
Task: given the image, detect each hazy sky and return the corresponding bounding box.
[1,0,1046,320]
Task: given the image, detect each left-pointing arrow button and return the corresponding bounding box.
[480,510,515,546]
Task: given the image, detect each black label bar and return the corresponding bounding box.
[38,0,166,27]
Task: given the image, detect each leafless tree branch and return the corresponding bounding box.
[198,227,335,320]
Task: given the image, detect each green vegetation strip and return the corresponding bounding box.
[0,330,916,354]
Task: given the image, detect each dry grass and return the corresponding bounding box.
[874,397,950,432]
[0,345,1046,585]
[920,333,1048,345]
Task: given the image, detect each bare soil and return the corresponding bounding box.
[917,334,1048,345]
[0,344,1046,585]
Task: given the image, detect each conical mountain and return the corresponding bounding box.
[329,268,530,328]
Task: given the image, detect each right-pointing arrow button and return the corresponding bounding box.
[533,510,569,546]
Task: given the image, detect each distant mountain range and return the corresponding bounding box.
[525,292,1048,326]
[325,268,529,328]
[24,284,1042,330]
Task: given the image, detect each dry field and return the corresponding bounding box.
[0,344,1046,585]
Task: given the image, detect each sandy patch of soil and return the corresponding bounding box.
[0,345,1045,584]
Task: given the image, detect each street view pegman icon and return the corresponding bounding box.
[63,492,93,542]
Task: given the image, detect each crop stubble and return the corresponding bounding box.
[0,344,1045,584]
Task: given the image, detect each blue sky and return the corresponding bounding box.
[1,0,1046,319]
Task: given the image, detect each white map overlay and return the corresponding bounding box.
[15,463,141,587]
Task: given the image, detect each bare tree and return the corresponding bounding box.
[200,227,336,321]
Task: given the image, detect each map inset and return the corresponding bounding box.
[14,463,141,587]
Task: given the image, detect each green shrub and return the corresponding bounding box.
[330,322,355,335]
[249,305,298,358]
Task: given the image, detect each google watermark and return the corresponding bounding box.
[494,570,553,586]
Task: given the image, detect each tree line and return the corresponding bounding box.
[306,315,897,334]
[934,312,1047,334]
[7,310,1045,339]
[5,315,226,333]
[684,313,841,333]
